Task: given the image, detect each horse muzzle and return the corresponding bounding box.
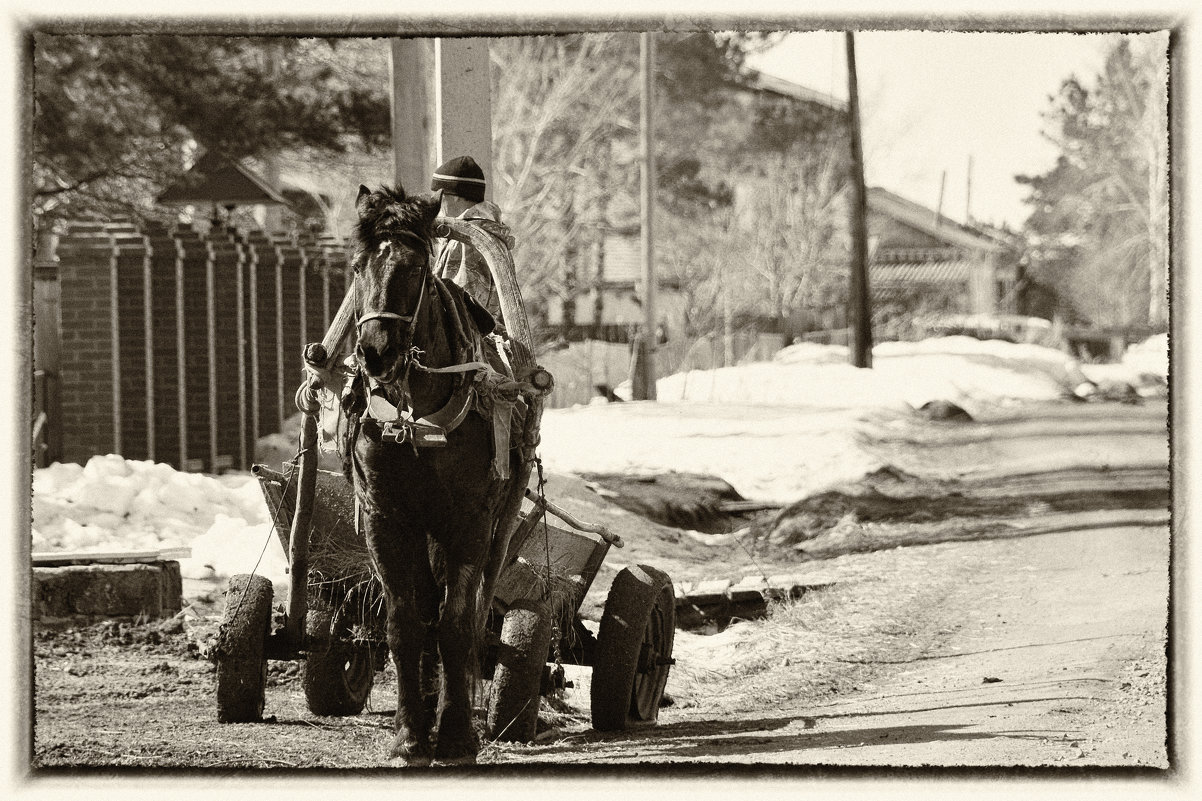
[355,336,402,382]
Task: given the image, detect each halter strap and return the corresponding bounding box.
[355,254,430,331]
[357,310,414,328]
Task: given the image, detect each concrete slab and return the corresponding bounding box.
[33,561,182,623]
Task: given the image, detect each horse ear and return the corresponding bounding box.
[421,190,444,224]
[355,185,372,220]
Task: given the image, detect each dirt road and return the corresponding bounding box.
[495,522,1168,767]
[29,399,1175,777]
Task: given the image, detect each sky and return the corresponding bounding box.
[745,30,1155,230]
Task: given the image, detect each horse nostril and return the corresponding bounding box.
[356,337,397,377]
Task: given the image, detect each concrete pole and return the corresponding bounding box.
[391,37,493,200]
[634,31,657,400]
[390,39,436,193]
[433,39,494,200]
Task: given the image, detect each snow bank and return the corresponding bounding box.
[33,335,1168,564]
[1075,333,1169,392]
[1121,333,1169,381]
[32,455,288,584]
[544,336,1145,504]
[539,403,883,505]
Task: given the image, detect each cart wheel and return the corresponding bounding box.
[591,565,675,732]
[487,597,553,742]
[302,610,375,716]
[216,574,274,723]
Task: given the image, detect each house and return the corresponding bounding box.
[867,186,1022,318]
[544,223,689,343]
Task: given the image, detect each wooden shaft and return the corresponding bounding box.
[432,216,533,366]
[318,283,358,372]
[284,412,318,646]
[637,31,657,400]
[523,488,624,547]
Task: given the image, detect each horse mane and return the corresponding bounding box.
[352,185,436,264]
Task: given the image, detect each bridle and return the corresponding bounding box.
[353,230,434,386]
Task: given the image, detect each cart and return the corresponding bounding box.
[212,216,676,741]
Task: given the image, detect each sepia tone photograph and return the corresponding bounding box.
[10,3,1195,798]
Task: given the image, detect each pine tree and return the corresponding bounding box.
[1017,37,1168,328]
[33,35,391,220]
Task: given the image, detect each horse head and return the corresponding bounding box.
[351,183,443,382]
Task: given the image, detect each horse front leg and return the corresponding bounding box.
[366,516,439,765]
[432,559,486,764]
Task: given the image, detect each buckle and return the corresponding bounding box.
[380,422,411,444]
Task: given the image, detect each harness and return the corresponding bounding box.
[344,234,538,479]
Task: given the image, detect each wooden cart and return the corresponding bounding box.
[213,216,675,741]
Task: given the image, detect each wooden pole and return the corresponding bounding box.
[206,243,218,472]
[966,154,974,224]
[936,170,947,229]
[175,241,188,465]
[845,31,873,369]
[236,248,248,469]
[433,39,494,196]
[635,31,658,400]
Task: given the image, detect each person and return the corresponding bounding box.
[430,155,505,326]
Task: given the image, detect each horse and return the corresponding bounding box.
[347,183,517,765]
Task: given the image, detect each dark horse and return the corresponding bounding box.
[349,184,515,764]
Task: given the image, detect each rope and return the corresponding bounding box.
[535,455,563,683]
[219,432,304,651]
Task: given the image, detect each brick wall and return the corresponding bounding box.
[57,230,117,465]
[146,226,182,468]
[113,235,151,461]
[209,233,246,469]
[52,222,353,471]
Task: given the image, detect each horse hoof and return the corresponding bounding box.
[432,754,477,767]
[433,733,479,766]
[389,738,433,767]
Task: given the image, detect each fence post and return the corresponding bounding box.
[175,231,188,467]
[33,225,63,464]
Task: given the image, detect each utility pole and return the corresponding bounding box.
[390,39,435,191]
[936,169,947,229]
[389,38,491,197]
[845,31,873,368]
[966,154,974,224]
[633,31,658,400]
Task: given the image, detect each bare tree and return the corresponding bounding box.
[490,35,638,318]
[737,143,849,335]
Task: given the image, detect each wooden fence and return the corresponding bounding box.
[40,221,350,472]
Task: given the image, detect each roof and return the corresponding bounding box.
[750,72,847,113]
[871,260,975,286]
[868,186,1003,254]
[158,151,288,206]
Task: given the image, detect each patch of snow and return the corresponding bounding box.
[1079,333,1169,390]
[34,335,1150,561]
[32,455,287,586]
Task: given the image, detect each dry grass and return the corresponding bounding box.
[667,562,960,716]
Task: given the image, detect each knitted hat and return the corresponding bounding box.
[431,155,486,203]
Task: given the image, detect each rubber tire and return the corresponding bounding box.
[487,598,553,742]
[216,574,274,723]
[302,610,375,716]
[591,565,675,732]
